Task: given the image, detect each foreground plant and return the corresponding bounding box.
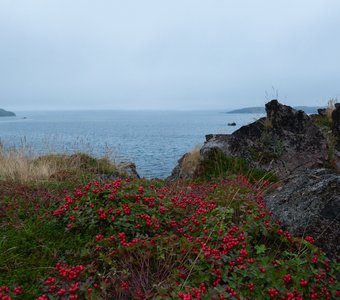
[1,176,339,299]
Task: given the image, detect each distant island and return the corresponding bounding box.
[0,108,16,117]
[227,107,265,114]
[227,106,323,114]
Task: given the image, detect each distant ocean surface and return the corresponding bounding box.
[0,111,264,178]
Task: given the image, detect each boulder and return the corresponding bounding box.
[264,168,340,259]
[116,162,140,179]
[200,100,328,177]
[98,162,140,181]
[317,108,327,116]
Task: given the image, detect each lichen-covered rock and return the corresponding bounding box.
[200,100,328,177]
[264,168,340,259]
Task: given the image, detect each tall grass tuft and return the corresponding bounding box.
[326,97,337,123]
[0,146,51,182]
[0,145,117,183]
[179,145,202,178]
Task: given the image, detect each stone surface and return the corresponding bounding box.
[98,162,140,181]
[117,162,140,179]
[168,147,202,180]
[264,168,340,259]
[169,100,339,259]
[168,153,190,180]
[332,103,340,151]
[335,150,340,172]
[200,100,328,177]
[318,108,327,116]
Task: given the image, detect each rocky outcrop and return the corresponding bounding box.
[169,147,202,180]
[0,108,15,117]
[170,100,339,258]
[264,168,340,259]
[98,162,140,181]
[200,100,328,177]
[169,153,191,180]
[117,162,140,179]
[332,103,340,151]
[170,100,329,179]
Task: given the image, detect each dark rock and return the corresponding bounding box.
[168,153,190,180]
[228,122,236,126]
[200,100,328,177]
[168,146,202,180]
[318,108,327,116]
[171,100,329,179]
[264,168,340,259]
[332,103,340,151]
[334,150,340,172]
[169,100,339,259]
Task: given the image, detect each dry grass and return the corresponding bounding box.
[179,145,202,178]
[0,147,50,182]
[0,146,117,183]
[326,97,337,122]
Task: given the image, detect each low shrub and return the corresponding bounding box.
[1,176,338,299]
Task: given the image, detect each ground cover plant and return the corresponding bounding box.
[1,168,339,299]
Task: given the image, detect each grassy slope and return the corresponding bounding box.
[0,152,339,299]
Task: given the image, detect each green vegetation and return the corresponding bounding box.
[250,138,284,165]
[312,98,338,169]
[1,148,338,299]
[197,149,278,182]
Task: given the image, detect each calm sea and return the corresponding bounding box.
[0,111,263,178]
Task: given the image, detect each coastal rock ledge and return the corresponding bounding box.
[170,100,339,258]
[264,168,340,259]
[200,99,328,178]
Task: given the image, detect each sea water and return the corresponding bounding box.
[0,110,263,178]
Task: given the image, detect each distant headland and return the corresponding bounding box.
[227,106,322,114]
[0,108,16,117]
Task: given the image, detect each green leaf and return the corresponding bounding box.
[255,244,267,255]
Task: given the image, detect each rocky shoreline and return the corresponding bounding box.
[169,100,340,259]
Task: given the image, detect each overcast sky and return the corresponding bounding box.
[0,0,339,111]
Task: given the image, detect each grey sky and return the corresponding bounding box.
[1,0,339,111]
